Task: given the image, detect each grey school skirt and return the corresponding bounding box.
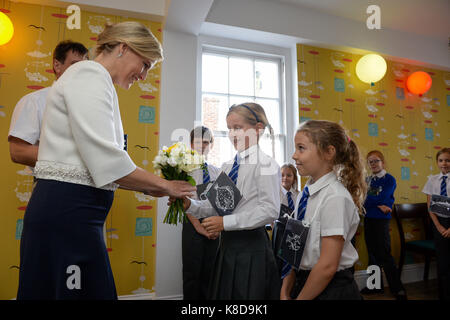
[208,227,281,300]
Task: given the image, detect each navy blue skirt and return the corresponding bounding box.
[17,179,117,300]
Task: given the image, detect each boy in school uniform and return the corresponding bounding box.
[182,126,221,300]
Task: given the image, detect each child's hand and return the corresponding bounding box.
[167,196,191,211]
[377,205,392,214]
[280,292,291,300]
[442,227,450,238]
[436,224,447,236]
[193,222,211,238]
[207,231,220,240]
[201,216,224,234]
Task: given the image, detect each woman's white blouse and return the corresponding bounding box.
[34,61,137,191]
[297,171,360,271]
[187,145,281,231]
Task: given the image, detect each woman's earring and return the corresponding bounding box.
[117,52,123,58]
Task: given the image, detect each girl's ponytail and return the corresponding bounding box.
[337,139,367,214]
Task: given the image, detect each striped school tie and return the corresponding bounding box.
[281,186,310,279]
[202,162,210,184]
[441,176,448,196]
[228,155,240,184]
[297,186,310,220]
[286,191,295,212]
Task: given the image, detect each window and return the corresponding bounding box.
[201,48,286,167]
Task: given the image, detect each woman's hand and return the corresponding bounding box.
[201,216,224,234]
[163,180,196,198]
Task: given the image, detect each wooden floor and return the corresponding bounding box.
[362,279,439,300]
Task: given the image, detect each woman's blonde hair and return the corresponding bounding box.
[281,163,299,192]
[297,120,367,213]
[227,102,275,157]
[95,21,163,64]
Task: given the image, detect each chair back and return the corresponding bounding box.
[392,202,436,280]
[393,203,432,242]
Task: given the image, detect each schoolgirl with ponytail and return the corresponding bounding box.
[280,119,365,300]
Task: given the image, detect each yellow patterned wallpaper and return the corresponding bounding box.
[0,1,161,299]
[296,44,450,270]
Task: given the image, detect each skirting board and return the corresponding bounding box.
[354,262,437,290]
[118,263,437,300]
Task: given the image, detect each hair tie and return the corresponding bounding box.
[231,104,261,123]
[347,135,351,143]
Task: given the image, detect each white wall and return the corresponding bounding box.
[204,0,449,70]
[155,29,199,299]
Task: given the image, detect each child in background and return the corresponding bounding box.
[276,164,300,278]
[280,120,365,300]
[182,126,221,300]
[280,164,300,216]
[179,102,281,299]
[422,147,450,301]
[360,150,406,300]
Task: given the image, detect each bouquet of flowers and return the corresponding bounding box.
[153,142,204,225]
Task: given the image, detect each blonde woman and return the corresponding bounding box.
[17,22,195,300]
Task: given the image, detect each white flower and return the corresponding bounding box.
[167,156,178,167]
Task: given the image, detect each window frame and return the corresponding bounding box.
[198,38,293,166]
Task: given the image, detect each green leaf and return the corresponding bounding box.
[187,176,196,186]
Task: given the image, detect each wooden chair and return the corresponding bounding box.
[392,203,436,281]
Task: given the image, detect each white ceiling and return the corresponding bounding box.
[275,0,450,42]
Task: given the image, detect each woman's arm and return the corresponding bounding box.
[116,167,195,198]
[295,235,344,300]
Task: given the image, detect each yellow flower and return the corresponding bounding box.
[167,142,179,153]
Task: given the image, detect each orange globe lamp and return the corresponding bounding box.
[0,12,14,45]
[406,71,432,96]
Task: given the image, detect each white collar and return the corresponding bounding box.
[372,169,387,179]
[282,186,296,195]
[438,172,449,180]
[305,171,337,196]
[238,144,259,160]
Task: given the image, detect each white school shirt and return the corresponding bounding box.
[422,172,450,197]
[296,171,360,271]
[190,163,221,200]
[187,144,281,231]
[280,186,300,209]
[9,87,50,145]
[34,60,136,191]
[8,87,51,173]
